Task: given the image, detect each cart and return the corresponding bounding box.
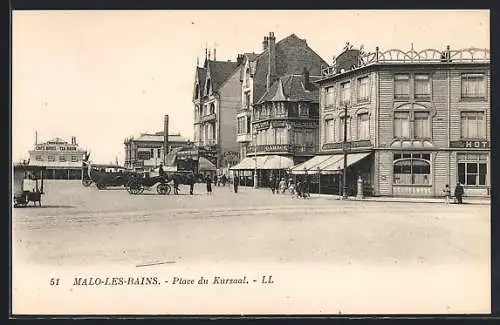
[13,164,46,208]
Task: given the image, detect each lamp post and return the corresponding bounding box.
[253,130,258,189]
[342,104,349,200]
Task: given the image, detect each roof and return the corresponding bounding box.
[251,33,328,103]
[134,133,189,143]
[256,74,320,104]
[244,52,259,61]
[207,60,240,91]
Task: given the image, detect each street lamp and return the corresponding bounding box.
[342,104,349,200]
[253,129,258,189]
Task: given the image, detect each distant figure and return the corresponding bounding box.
[454,182,464,204]
[158,164,165,178]
[233,174,239,193]
[302,177,310,198]
[189,175,195,195]
[295,181,302,198]
[206,175,213,194]
[214,175,218,187]
[270,175,276,194]
[279,178,286,194]
[173,176,180,195]
[443,184,451,204]
[221,174,228,186]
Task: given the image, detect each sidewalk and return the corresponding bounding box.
[238,186,490,205]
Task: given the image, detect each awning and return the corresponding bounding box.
[230,156,293,170]
[291,152,371,174]
[290,155,332,174]
[198,156,216,171]
[261,155,294,170]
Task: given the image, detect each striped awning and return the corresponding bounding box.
[291,152,371,174]
[290,155,332,174]
[230,155,293,170]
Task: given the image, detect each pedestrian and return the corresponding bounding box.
[221,174,227,186]
[270,175,276,194]
[295,181,302,198]
[206,174,213,194]
[443,184,451,204]
[454,182,464,204]
[189,176,195,195]
[279,178,286,194]
[302,177,310,198]
[233,174,239,193]
[158,164,165,178]
[214,175,218,187]
[173,176,180,195]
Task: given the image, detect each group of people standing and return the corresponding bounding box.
[443,182,465,204]
[269,175,310,198]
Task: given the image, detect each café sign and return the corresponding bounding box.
[449,140,489,149]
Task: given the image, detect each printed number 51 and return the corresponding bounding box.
[49,278,60,286]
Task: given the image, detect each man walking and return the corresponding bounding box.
[233,174,239,193]
[454,182,464,204]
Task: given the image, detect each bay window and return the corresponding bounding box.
[461,111,485,139]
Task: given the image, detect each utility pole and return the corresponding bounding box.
[342,104,349,199]
[163,115,169,165]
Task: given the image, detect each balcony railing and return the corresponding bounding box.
[248,144,315,154]
[321,46,490,78]
[201,113,216,122]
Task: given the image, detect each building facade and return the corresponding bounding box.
[123,132,190,171]
[232,32,328,186]
[307,45,490,197]
[28,137,87,179]
[192,52,243,169]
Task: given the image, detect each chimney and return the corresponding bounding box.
[303,67,310,90]
[266,32,277,91]
[236,54,244,66]
[262,36,268,51]
[213,48,216,61]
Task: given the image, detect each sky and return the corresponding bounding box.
[12,10,489,164]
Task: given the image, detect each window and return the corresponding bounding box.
[294,130,304,145]
[461,111,485,139]
[275,128,286,145]
[339,116,352,141]
[324,119,335,143]
[157,149,161,157]
[458,153,487,186]
[246,117,251,134]
[209,103,215,115]
[394,112,410,138]
[71,155,78,162]
[461,73,486,99]
[59,156,66,162]
[414,74,431,99]
[414,111,431,138]
[306,130,314,146]
[150,149,154,158]
[340,82,351,105]
[245,93,251,109]
[267,128,274,145]
[298,103,309,116]
[357,113,370,140]
[35,155,43,161]
[237,117,246,134]
[48,155,55,162]
[325,86,335,107]
[394,74,410,99]
[393,153,431,185]
[357,76,370,102]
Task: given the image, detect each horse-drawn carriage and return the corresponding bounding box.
[13,164,46,208]
[126,168,196,195]
[82,161,140,190]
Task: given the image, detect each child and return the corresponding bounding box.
[443,184,451,204]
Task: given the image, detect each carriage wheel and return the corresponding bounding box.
[157,183,170,195]
[138,187,145,194]
[82,179,93,187]
[96,183,106,190]
[127,181,142,195]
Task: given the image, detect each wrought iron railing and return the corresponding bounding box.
[321,47,490,78]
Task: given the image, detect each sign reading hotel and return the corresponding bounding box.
[449,140,489,149]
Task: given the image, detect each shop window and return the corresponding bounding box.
[325,86,335,107]
[357,76,370,102]
[414,74,431,99]
[35,155,43,161]
[340,81,351,106]
[393,153,431,185]
[357,113,369,140]
[394,74,410,99]
[394,112,410,138]
[461,111,485,139]
[461,73,486,99]
[457,153,487,186]
[48,155,55,162]
[59,156,66,162]
[71,155,78,162]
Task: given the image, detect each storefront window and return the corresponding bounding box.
[457,153,487,186]
[393,153,431,185]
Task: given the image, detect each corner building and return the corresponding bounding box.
[312,46,490,197]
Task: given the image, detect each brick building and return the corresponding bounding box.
[294,45,490,197]
[231,32,327,186]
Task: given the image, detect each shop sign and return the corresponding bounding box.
[255,121,270,130]
[450,140,489,149]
